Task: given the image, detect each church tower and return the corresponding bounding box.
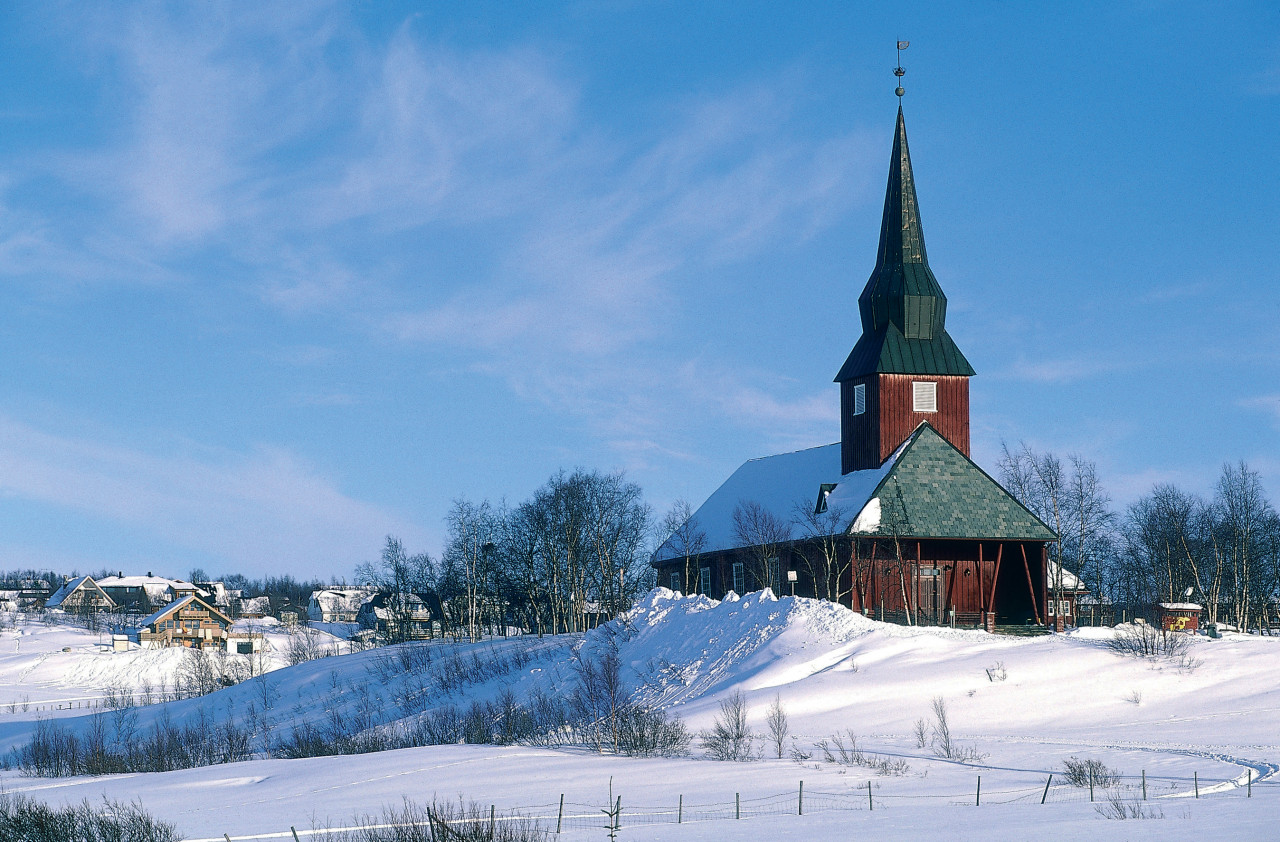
[835,105,974,474]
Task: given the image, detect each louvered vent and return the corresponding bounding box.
[853,383,866,415]
[912,381,937,413]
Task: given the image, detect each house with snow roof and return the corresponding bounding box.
[653,97,1065,631]
[97,574,207,612]
[46,576,116,613]
[308,588,376,623]
[137,594,234,649]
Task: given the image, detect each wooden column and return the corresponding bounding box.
[986,544,1003,620]
[1021,544,1041,625]
[977,543,985,616]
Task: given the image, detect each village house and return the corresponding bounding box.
[653,98,1075,631]
[97,573,208,613]
[45,576,116,613]
[357,591,445,640]
[136,594,234,649]
[308,588,375,623]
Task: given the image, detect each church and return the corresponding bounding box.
[652,94,1059,632]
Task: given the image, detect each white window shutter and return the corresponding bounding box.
[912,381,937,413]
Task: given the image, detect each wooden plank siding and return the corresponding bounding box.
[841,373,969,473]
[656,537,1049,627]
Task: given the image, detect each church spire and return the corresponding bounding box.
[856,105,945,338]
[836,101,973,381]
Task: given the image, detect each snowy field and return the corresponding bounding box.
[0,616,348,711]
[0,590,1276,841]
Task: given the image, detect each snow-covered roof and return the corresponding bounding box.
[138,594,231,629]
[46,576,94,608]
[97,575,207,601]
[310,589,374,613]
[1158,602,1203,611]
[239,596,271,614]
[653,441,901,562]
[1046,562,1085,592]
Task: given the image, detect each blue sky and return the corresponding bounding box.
[0,2,1276,581]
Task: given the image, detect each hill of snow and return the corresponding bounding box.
[0,589,1276,841]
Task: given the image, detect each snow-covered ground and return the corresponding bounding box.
[0,614,348,711]
[0,590,1276,841]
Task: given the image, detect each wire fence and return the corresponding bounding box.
[182,770,1280,841]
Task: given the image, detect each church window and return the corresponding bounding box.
[912,381,937,413]
[699,567,711,595]
[853,383,866,415]
[732,562,745,594]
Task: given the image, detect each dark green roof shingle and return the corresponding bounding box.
[857,424,1057,541]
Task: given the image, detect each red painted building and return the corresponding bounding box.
[653,100,1064,630]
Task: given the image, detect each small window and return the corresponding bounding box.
[767,557,780,591]
[912,381,937,413]
[699,567,711,595]
[669,572,681,593]
[853,383,866,416]
[732,562,745,594]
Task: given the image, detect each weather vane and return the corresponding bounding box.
[895,40,909,97]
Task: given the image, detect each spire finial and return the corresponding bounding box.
[894,40,909,98]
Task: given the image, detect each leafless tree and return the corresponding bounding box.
[356,536,434,644]
[732,501,792,594]
[792,498,852,602]
[658,499,707,594]
[444,498,504,642]
[766,693,789,758]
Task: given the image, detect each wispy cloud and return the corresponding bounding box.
[1239,394,1280,430]
[0,415,423,577]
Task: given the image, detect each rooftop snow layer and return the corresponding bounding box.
[652,442,900,561]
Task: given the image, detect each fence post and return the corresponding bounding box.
[556,794,563,834]
[736,793,740,819]
[1248,769,1252,797]
[976,775,981,806]
[291,828,301,842]
[1142,770,1146,800]
[1041,774,1052,804]
[798,780,804,815]
[678,794,682,823]
[1089,770,1094,803]
[868,780,873,811]
[616,795,622,830]
[1194,772,1199,798]
[489,805,495,836]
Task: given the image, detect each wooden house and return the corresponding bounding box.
[138,594,233,649]
[652,102,1064,631]
[46,576,116,613]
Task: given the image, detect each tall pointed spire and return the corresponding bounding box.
[857,105,944,338]
[836,104,973,381]
[835,96,975,474]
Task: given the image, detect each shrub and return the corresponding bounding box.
[766,694,789,759]
[1107,623,1191,659]
[700,690,755,761]
[816,731,909,775]
[1063,756,1122,788]
[928,697,986,763]
[319,797,546,842]
[0,790,179,842]
[1095,792,1163,820]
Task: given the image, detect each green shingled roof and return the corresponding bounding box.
[835,322,975,379]
[855,424,1057,541]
